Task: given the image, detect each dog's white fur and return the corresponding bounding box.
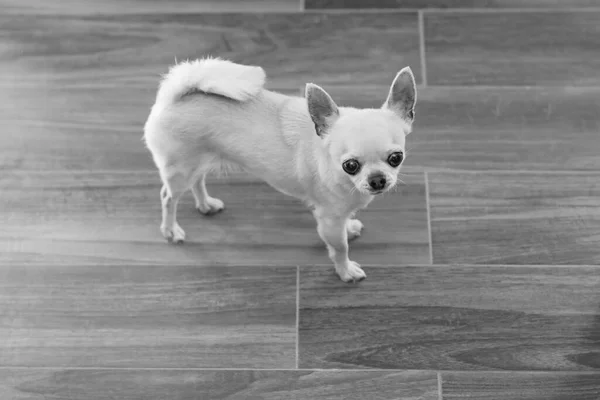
[144,57,417,282]
[155,58,266,105]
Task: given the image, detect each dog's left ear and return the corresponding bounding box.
[306,83,340,137]
[383,67,417,122]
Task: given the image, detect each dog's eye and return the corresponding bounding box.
[342,159,361,175]
[387,152,404,167]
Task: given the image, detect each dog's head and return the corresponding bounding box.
[305,67,417,196]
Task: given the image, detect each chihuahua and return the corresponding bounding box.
[143,57,416,283]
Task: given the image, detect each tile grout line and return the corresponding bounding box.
[9,169,600,175]
[420,6,600,13]
[305,7,600,13]
[1,263,596,269]
[2,367,600,373]
[424,171,433,264]
[302,8,420,13]
[418,9,428,87]
[295,265,300,369]
[438,372,443,400]
[7,83,600,90]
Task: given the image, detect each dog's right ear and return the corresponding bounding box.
[305,83,339,137]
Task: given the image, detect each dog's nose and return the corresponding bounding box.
[368,174,387,191]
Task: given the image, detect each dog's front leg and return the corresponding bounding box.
[313,209,367,283]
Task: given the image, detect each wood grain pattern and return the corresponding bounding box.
[1,0,301,15]
[1,84,162,171]
[0,369,438,399]
[0,11,419,172]
[316,86,600,171]
[5,84,600,172]
[0,86,301,171]
[0,171,430,265]
[441,372,600,400]
[0,12,420,87]
[424,11,600,86]
[428,172,600,264]
[306,0,600,8]
[0,265,295,368]
[299,265,600,370]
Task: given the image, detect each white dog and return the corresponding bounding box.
[143,57,417,283]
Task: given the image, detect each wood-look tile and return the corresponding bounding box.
[2,0,301,15]
[441,372,600,400]
[0,171,430,266]
[305,0,600,9]
[0,86,294,171]
[1,84,162,171]
[0,369,438,399]
[424,11,600,86]
[299,265,600,370]
[6,84,600,172]
[314,86,600,171]
[0,265,295,368]
[0,12,420,87]
[0,11,419,172]
[428,172,600,264]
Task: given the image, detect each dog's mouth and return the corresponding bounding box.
[359,182,391,196]
[368,189,385,195]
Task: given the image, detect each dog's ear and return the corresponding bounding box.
[305,83,339,137]
[384,67,417,122]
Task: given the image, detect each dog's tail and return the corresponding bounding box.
[155,57,266,105]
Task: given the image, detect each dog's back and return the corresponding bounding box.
[143,57,315,196]
[144,58,269,172]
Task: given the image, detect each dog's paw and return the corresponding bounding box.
[346,219,364,241]
[336,261,367,283]
[161,223,186,244]
[197,197,225,216]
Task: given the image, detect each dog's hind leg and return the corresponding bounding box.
[159,167,192,244]
[192,173,225,216]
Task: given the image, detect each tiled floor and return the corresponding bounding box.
[1,0,600,398]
